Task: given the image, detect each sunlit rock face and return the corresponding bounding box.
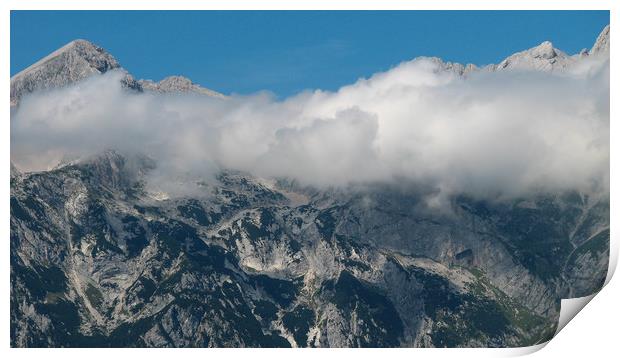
[10,26,609,347]
[138,76,226,98]
[590,25,610,55]
[11,40,126,107]
[10,39,223,108]
[10,150,609,347]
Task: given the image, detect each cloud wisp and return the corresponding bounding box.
[11,55,610,202]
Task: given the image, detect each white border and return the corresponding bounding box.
[2,1,616,357]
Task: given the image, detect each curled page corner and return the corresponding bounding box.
[551,227,617,340]
[510,293,600,356]
[503,342,549,356]
[604,226,618,286]
[555,294,597,336]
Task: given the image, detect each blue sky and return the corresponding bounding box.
[11,11,609,98]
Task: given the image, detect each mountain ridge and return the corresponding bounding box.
[10,39,225,107]
[591,24,610,54]
[138,75,226,98]
[10,25,609,107]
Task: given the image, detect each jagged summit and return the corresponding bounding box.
[591,25,610,55]
[11,26,609,107]
[10,39,225,106]
[414,26,608,76]
[14,39,120,77]
[421,57,478,76]
[529,41,557,59]
[10,39,126,106]
[138,75,226,98]
[491,26,609,72]
[492,40,573,72]
[54,150,156,189]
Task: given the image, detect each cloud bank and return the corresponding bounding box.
[10,55,610,202]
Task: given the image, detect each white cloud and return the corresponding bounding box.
[10,55,610,202]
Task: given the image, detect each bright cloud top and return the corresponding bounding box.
[11,55,610,201]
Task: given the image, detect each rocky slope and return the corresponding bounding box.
[138,76,226,98]
[10,39,224,107]
[10,150,608,347]
[489,41,575,72]
[591,25,610,55]
[10,26,610,347]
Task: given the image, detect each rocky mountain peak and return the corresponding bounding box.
[530,41,557,59]
[591,25,610,55]
[138,75,226,98]
[11,39,225,107]
[159,75,194,88]
[58,39,120,72]
[493,40,571,72]
[10,39,123,106]
[421,27,610,77]
[69,150,155,190]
